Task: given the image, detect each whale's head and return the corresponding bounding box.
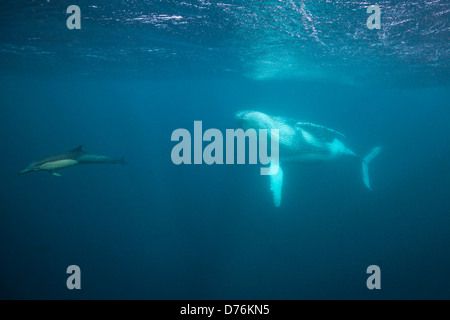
[234,110,274,130]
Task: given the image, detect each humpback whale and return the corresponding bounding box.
[18,145,126,176]
[234,110,382,207]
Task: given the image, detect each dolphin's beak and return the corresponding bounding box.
[18,168,32,175]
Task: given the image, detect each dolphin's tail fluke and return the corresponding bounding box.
[269,160,283,207]
[361,146,382,190]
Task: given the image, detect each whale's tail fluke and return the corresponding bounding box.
[362,146,382,190]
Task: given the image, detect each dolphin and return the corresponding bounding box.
[18,145,126,176]
[234,110,382,207]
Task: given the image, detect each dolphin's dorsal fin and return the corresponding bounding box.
[70,145,83,153]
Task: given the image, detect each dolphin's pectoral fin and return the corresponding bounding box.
[51,171,62,177]
[269,160,283,207]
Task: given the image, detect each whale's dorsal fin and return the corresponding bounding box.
[296,122,346,140]
[70,145,83,153]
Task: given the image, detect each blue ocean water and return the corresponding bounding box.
[0,1,449,300]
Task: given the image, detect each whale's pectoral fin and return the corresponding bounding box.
[268,160,283,207]
[51,171,62,177]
